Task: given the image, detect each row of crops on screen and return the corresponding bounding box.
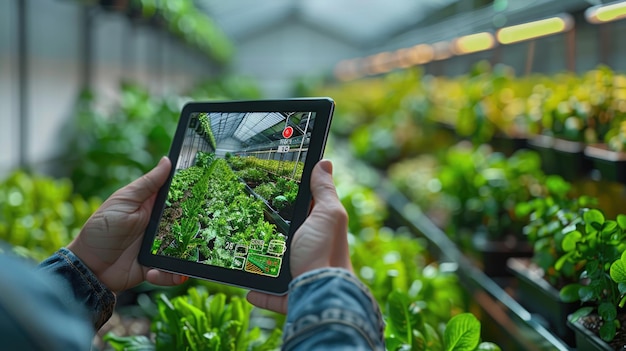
[151,152,286,272]
[227,154,301,220]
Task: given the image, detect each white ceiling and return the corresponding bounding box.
[197,0,457,47]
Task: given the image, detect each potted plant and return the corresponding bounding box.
[385,290,501,350]
[508,175,596,345]
[436,143,542,276]
[586,120,626,184]
[104,287,282,350]
[558,209,626,349]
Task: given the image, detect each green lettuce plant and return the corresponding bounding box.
[559,209,626,342]
[104,288,281,351]
[0,170,101,261]
[514,175,597,288]
[435,144,545,245]
[385,290,501,351]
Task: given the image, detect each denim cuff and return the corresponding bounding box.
[38,247,116,330]
[284,267,385,350]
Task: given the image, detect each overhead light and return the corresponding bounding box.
[397,44,434,66]
[452,32,496,55]
[366,52,396,75]
[334,59,361,82]
[496,14,574,44]
[586,1,626,24]
[432,41,452,61]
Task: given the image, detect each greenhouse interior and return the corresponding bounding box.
[2,0,626,350]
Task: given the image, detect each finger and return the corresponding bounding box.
[310,160,340,205]
[145,269,188,286]
[246,291,288,314]
[123,157,172,202]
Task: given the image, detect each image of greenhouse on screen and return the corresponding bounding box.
[151,111,316,277]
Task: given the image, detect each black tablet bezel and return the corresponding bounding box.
[138,98,334,295]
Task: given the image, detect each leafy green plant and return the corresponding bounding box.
[385,290,501,351]
[435,144,546,243]
[610,250,626,308]
[104,288,281,351]
[0,170,101,261]
[252,183,277,201]
[559,209,626,342]
[236,168,269,185]
[92,0,234,64]
[605,119,626,152]
[197,114,217,150]
[275,178,299,204]
[514,176,597,288]
[271,195,289,211]
[63,78,261,199]
[195,151,215,168]
[350,227,465,328]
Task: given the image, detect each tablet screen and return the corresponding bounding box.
[149,111,318,278]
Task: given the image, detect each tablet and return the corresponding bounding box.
[138,98,334,295]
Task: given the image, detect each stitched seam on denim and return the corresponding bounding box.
[283,319,381,350]
[291,269,385,337]
[291,270,369,295]
[57,249,107,304]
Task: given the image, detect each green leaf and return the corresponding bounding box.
[411,328,427,351]
[561,231,582,252]
[601,221,618,239]
[619,282,626,295]
[598,302,617,321]
[584,209,605,232]
[387,290,420,343]
[579,286,594,302]
[210,293,226,326]
[250,328,282,351]
[554,251,574,271]
[567,306,594,323]
[103,333,154,351]
[599,320,617,342]
[617,214,626,230]
[610,251,626,283]
[560,283,582,303]
[384,336,407,351]
[444,313,481,351]
[423,323,443,350]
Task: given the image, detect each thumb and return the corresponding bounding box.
[119,157,172,202]
[309,160,339,205]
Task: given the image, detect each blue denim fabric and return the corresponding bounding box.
[0,250,94,351]
[283,268,385,350]
[38,247,116,330]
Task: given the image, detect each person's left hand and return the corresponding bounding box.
[68,157,187,293]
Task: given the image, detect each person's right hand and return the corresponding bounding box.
[246,159,352,314]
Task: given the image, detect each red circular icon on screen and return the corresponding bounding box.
[282,126,294,139]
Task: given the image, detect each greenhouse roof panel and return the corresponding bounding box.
[233,112,285,143]
[210,112,243,144]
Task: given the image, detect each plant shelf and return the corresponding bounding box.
[341,152,573,351]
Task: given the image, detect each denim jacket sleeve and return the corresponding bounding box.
[282,267,385,350]
[38,247,116,330]
[0,248,100,351]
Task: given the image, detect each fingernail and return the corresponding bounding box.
[319,160,333,175]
